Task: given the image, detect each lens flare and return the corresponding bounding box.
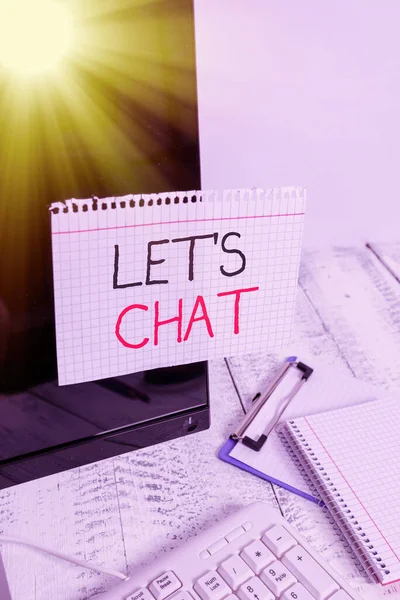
[0,0,74,76]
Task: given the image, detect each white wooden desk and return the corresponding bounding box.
[1,244,400,600]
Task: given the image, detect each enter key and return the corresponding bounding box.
[281,547,340,600]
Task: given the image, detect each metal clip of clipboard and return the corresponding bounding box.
[230,358,314,452]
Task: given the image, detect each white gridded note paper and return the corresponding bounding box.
[283,398,400,585]
[50,188,305,385]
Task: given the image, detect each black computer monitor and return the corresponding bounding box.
[0,0,209,489]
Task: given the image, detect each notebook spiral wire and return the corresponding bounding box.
[277,423,389,582]
[48,187,306,214]
[49,193,203,214]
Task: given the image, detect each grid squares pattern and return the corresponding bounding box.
[50,188,306,385]
[286,397,400,584]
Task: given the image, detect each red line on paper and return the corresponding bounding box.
[52,211,305,235]
[304,417,400,566]
[383,576,400,586]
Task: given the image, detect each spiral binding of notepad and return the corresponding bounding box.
[50,193,202,214]
[277,423,389,583]
[49,187,306,214]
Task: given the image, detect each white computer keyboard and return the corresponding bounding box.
[97,502,362,600]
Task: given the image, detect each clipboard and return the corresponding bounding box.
[218,437,318,503]
[218,355,379,503]
[219,357,319,503]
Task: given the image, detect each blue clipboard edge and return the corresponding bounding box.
[218,438,320,505]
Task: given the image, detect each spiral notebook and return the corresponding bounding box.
[279,398,400,585]
[50,188,305,385]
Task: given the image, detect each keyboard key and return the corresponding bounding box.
[281,582,315,600]
[207,538,228,555]
[170,592,195,600]
[282,547,340,600]
[218,555,253,589]
[194,571,232,600]
[330,592,353,600]
[260,560,297,596]
[262,525,297,558]
[240,540,275,574]
[242,522,252,532]
[237,576,274,600]
[149,571,182,600]
[127,589,155,600]
[225,526,245,543]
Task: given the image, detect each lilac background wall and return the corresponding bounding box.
[194,0,400,246]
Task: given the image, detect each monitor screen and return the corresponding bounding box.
[0,0,206,484]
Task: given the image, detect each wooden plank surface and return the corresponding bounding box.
[299,246,400,388]
[367,242,400,283]
[0,244,400,600]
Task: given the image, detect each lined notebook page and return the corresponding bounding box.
[50,188,305,385]
[284,398,400,585]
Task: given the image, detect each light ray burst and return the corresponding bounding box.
[0,0,199,320]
